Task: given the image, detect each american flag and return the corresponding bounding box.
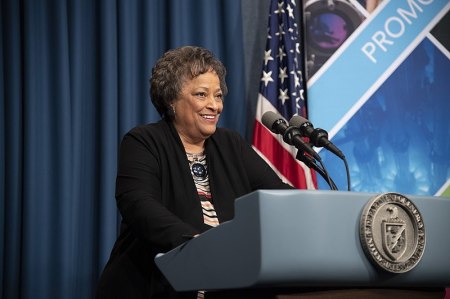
[252,0,316,189]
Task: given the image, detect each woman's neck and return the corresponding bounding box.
[179,136,205,154]
[184,145,204,154]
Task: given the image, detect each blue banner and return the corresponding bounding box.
[305,0,450,195]
[308,0,449,134]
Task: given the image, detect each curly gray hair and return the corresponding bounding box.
[150,46,228,119]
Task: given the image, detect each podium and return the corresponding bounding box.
[155,190,450,294]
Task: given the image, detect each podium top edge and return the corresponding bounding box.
[242,190,449,201]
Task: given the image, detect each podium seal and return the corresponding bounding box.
[360,193,426,273]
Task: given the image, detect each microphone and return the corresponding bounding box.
[289,115,345,159]
[261,111,321,161]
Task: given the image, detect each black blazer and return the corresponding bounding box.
[96,119,291,299]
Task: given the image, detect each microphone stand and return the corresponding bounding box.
[295,151,338,190]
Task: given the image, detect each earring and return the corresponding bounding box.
[171,105,176,116]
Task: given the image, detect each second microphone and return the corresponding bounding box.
[261,111,321,161]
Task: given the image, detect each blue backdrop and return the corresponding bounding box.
[320,38,450,194]
[0,0,247,298]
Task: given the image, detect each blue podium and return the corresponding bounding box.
[155,190,450,292]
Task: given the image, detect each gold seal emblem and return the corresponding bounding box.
[360,193,426,273]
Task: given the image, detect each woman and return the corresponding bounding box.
[95,46,291,298]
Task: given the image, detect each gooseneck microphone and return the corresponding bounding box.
[289,115,345,159]
[289,115,351,190]
[261,111,344,190]
[261,111,321,161]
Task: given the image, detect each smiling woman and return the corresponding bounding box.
[172,71,224,152]
[95,46,293,299]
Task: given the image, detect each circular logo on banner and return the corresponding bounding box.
[360,193,426,273]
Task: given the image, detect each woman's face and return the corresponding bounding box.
[172,70,224,146]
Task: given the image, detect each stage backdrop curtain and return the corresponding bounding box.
[0,0,245,298]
